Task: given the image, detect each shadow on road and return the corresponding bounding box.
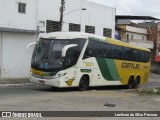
[33,81,160,93]
[34,85,128,93]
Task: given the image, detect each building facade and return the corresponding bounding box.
[0,0,38,79]
[37,0,115,38]
[0,0,115,79]
[116,16,160,71]
[138,22,160,62]
[117,25,154,49]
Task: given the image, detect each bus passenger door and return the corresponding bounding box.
[64,47,79,87]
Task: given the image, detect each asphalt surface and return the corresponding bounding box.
[0,73,159,120]
[0,72,159,87]
[144,73,160,88]
[0,85,160,120]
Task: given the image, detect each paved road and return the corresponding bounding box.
[0,73,159,120]
[0,85,160,119]
[144,73,160,88]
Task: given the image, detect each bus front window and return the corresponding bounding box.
[31,39,69,72]
[31,38,86,72]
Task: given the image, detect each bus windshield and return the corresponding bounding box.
[31,38,86,72]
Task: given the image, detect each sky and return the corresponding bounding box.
[88,0,160,19]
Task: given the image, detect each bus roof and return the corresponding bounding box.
[40,32,150,52]
[40,32,103,39]
[105,37,150,52]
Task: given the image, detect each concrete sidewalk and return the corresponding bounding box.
[0,79,30,84]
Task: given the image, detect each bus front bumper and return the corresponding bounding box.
[30,75,63,88]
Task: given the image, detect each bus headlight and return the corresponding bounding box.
[53,72,68,79]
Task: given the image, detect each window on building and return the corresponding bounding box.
[103,28,112,38]
[46,20,60,33]
[127,34,129,42]
[142,36,144,40]
[18,3,26,13]
[69,23,81,32]
[85,25,95,34]
[131,34,134,40]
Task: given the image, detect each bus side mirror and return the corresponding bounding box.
[27,42,37,53]
[62,44,78,57]
[83,55,91,59]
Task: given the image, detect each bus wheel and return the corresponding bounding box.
[134,77,140,88]
[127,77,134,89]
[78,76,89,91]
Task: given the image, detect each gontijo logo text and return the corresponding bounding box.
[121,62,140,69]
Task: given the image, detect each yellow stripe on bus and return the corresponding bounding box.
[31,68,45,76]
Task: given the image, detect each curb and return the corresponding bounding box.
[0,83,37,87]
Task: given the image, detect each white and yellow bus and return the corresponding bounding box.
[29,32,151,90]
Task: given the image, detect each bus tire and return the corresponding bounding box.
[127,76,134,89]
[134,77,140,88]
[78,76,89,91]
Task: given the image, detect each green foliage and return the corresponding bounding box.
[138,88,160,95]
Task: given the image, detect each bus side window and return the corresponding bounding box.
[84,40,99,58]
[133,49,138,62]
[92,41,99,57]
[121,47,133,61]
[145,52,150,62]
[84,42,92,58]
[105,43,111,58]
[65,48,77,67]
[99,42,110,58]
[139,51,145,62]
[126,48,132,61]
[121,47,125,60]
[115,46,122,59]
[111,45,115,59]
[71,39,86,60]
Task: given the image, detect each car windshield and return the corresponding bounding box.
[31,38,86,72]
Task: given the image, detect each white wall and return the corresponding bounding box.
[0,0,115,36]
[129,41,154,49]
[126,26,147,34]
[0,0,38,79]
[37,0,60,21]
[0,0,37,30]
[0,0,115,79]
[1,32,36,79]
[0,32,2,77]
[38,0,115,38]
[66,0,115,37]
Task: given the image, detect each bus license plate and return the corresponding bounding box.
[39,80,45,84]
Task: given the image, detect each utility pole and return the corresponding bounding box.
[59,0,65,31]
